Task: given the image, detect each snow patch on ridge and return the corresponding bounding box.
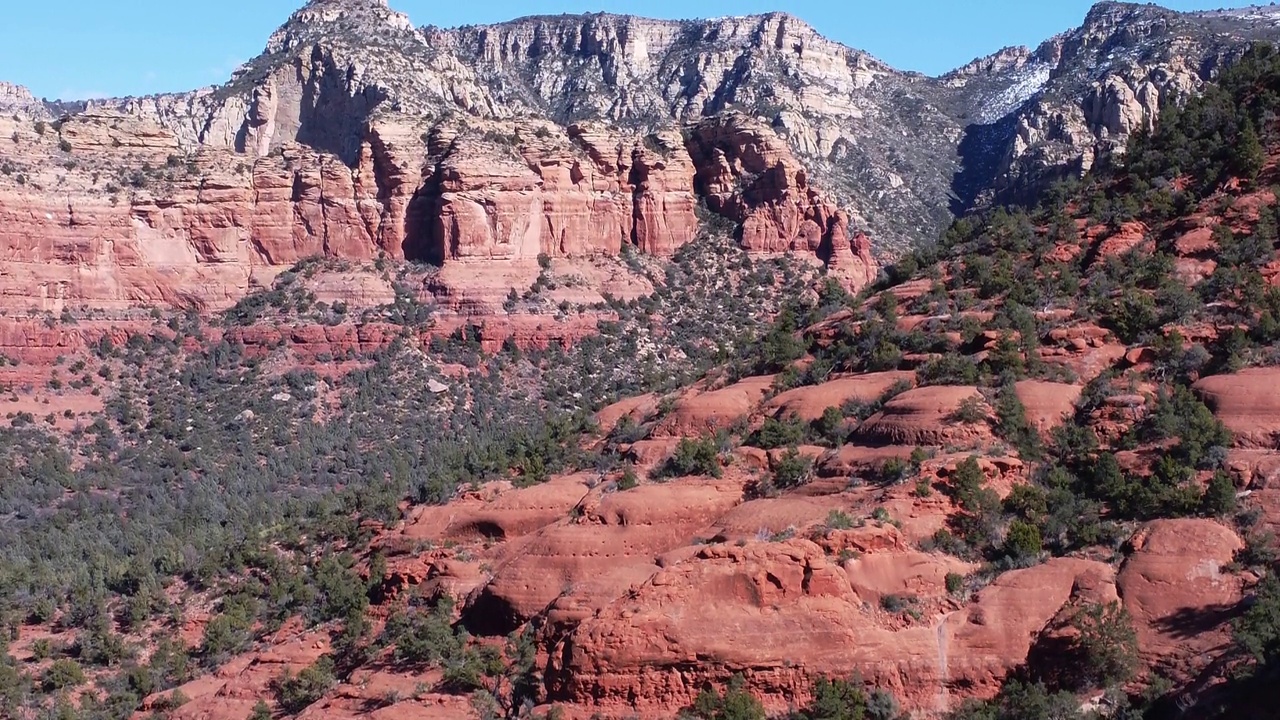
[972,62,1051,124]
[1238,9,1280,25]
[1200,6,1280,21]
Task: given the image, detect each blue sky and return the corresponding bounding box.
[2,0,1263,100]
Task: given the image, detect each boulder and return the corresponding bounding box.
[1014,380,1082,436]
[764,372,916,421]
[652,376,776,438]
[1194,368,1280,448]
[856,386,993,447]
[1119,519,1245,657]
[845,550,975,604]
[556,540,1118,716]
[465,522,683,635]
[711,497,850,541]
[466,478,743,634]
[401,474,591,543]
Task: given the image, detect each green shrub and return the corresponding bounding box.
[1201,471,1238,517]
[768,448,810,490]
[200,594,256,664]
[313,554,369,622]
[441,645,504,692]
[757,311,807,373]
[946,457,1001,552]
[951,395,986,423]
[947,453,983,504]
[1103,288,1160,343]
[272,657,336,714]
[41,659,85,692]
[1234,531,1278,571]
[249,700,273,720]
[918,353,979,386]
[865,337,904,372]
[1234,117,1266,180]
[923,528,969,557]
[878,457,912,485]
[945,573,965,596]
[750,415,808,449]
[1070,601,1139,689]
[993,385,1041,460]
[1236,574,1280,665]
[384,598,463,666]
[880,594,918,613]
[945,680,1083,720]
[616,466,639,491]
[984,333,1026,378]
[1002,520,1043,562]
[682,674,766,720]
[1002,483,1048,522]
[76,623,129,666]
[825,510,855,530]
[1147,386,1232,468]
[813,406,847,447]
[657,437,722,479]
[610,416,648,444]
[152,690,190,711]
[841,380,912,424]
[909,446,930,467]
[1086,450,1201,521]
[31,638,52,661]
[795,676,901,720]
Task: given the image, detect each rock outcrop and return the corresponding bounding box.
[422,11,961,251]
[553,542,1121,715]
[423,121,702,262]
[981,2,1280,204]
[687,114,876,287]
[0,82,46,117]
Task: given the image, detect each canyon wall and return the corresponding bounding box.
[0,106,872,312]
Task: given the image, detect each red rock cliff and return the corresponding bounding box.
[0,109,875,313]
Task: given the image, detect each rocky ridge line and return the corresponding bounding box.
[6,1,1280,312]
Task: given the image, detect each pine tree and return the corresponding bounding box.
[1201,471,1238,517]
[1070,601,1139,688]
[249,700,273,720]
[1233,117,1266,181]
